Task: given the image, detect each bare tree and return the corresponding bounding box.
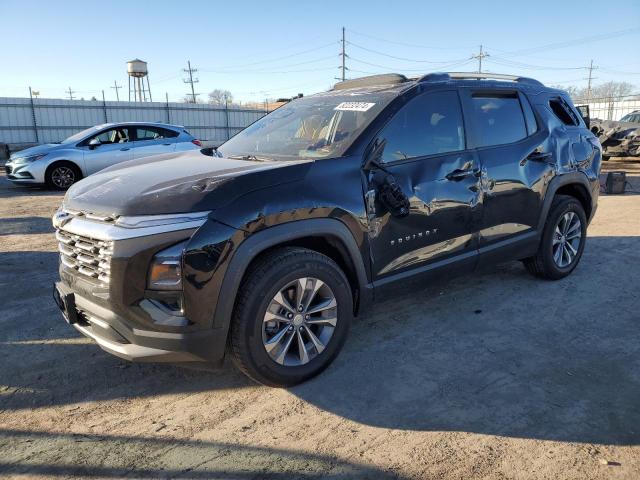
[208,89,233,106]
[557,81,637,103]
[591,81,635,100]
[182,95,204,104]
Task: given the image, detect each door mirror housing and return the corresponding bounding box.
[88,138,101,149]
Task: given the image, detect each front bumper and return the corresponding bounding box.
[52,211,232,366]
[54,281,218,363]
[5,161,45,183]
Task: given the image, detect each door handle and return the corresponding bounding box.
[446,167,480,181]
[162,143,172,146]
[120,147,130,151]
[523,151,552,165]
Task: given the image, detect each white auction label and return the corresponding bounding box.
[334,102,376,112]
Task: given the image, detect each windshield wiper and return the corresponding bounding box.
[228,154,271,162]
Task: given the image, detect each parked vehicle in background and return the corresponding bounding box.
[5,122,201,189]
[589,110,640,159]
[52,72,601,387]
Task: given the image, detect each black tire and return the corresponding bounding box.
[45,162,81,190]
[229,247,353,387]
[523,195,587,280]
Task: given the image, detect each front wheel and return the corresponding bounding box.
[229,247,352,387]
[46,162,81,190]
[523,195,587,280]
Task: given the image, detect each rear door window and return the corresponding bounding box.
[379,90,465,162]
[135,126,178,141]
[470,93,528,147]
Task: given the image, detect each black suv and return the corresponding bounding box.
[53,72,601,386]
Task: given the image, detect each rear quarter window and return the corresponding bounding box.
[549,98,580,126]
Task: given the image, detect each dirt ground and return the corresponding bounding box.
[1,159,639,479]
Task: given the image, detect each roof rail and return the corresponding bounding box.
[418,72,544,87]
[332,73,408,91]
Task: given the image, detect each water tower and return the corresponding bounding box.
[127,59,152,102]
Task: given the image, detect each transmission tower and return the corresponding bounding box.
[336,27,349,82]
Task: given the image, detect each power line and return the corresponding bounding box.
[348,29,475,50]
[183,60,199,103]
[470,45,489,73]
[65,87,75,101]
[494,26,640,58]
[348,56,474,73]
[110,80,122,101]
[347,40,468,64]
[485,57,587,71]
[200,42,337,71]
[201,55,336,74]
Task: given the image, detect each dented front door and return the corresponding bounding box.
[366,151,482,281]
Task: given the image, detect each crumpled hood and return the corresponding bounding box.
[10,143,63,159]
[64,150,312,216]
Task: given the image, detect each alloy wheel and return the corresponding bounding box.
[262,277,337,367]
[51,166,75,189]
[552,211,582,268]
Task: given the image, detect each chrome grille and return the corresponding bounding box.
[56,229,113,283]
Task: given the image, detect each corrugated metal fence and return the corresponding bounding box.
[0,97,267,146]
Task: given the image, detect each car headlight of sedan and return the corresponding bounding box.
[11,154,47,164]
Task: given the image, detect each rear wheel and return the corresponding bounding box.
[523,195,587,280]
[46,162,81,190]
[229,247,352,387]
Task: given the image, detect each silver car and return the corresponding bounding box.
[4,122,201,190]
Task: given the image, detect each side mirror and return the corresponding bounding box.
[88,138,101,149]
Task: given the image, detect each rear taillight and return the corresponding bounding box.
[191,139,202,147]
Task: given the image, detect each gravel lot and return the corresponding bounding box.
[1,159,639,479]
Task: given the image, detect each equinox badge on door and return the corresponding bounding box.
[390,229,438,246]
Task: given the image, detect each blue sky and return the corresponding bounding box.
[1,0,639,102]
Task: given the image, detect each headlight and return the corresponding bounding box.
[148,240,188,291]
[12,154,47,164]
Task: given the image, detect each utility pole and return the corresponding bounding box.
[66,87,76,101]
[471,45,489,73]
[111,80,122,101]
[183,60,199,103]
[338,26,348,82]
[586,59,598,102]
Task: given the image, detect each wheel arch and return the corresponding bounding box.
[45,159,83,183]
[537,172,595,232]
[212,219,372,334]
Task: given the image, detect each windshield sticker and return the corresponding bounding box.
[334,102,375,112]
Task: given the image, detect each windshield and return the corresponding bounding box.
[61,126,104,144]
[218,92,395,160]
